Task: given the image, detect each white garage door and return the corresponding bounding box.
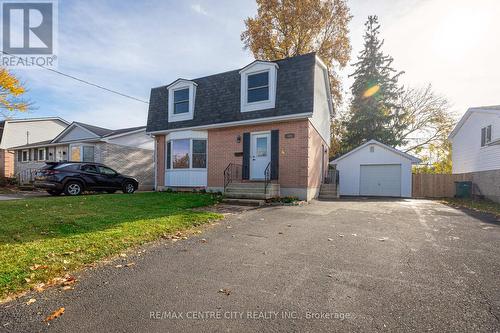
[359,164,401,197]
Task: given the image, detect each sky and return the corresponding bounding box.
[9,0,500,129]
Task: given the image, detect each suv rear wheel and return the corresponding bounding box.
[64,181,83,196]
[122,182,136,194]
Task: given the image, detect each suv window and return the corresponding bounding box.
[54,163,80,170]
[98,166,117,175]
[81,164,99,173]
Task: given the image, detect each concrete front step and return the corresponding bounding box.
[224,192,272,200]
[227,182,279,189]
[318,195,339,200]
[225,182,280,200]
[222,198,265,206]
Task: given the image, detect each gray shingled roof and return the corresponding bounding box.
[147,52,317,132]
[103,126,146,137]
[74,122,114,137]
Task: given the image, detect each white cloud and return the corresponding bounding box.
[190,3,209,16]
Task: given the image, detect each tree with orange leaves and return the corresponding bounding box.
[241,0,352,105]
[0,68,29,119]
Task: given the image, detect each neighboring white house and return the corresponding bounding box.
[330,140,420,198]
[11,122,155,190]
[449,106,500,174]
[448,105,500,203]
[0,117,69,177]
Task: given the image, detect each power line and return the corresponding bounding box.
[1,51,149,104]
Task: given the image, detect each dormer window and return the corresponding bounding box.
[167,79,197,122]
[247,72,269,103]
[173,88,189,114]
[240,61,278,112]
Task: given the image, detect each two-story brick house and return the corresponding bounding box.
[146,53,333,201]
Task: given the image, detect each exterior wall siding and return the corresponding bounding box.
[452,111,500,173]
[307,122,329,200]
[96,143,154,190]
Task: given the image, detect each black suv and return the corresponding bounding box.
[34,162,139,196]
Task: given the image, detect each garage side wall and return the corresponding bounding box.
[334,144,413,197]
[97,143,154,191]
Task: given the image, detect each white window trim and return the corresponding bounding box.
[21,149,29,162]
[167,79,197,122]
[69,144,95,162]
[38,148,46,161]
[239,61,278,113]
[167,138,207,170]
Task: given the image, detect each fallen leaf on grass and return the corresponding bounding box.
[44,307,65,322]
[30,264,48,271]
[26,298,36,305]
[218,288,231,296]
[34,283,46,293]
[200,238,207,243]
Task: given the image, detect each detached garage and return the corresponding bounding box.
[330,140,420,198]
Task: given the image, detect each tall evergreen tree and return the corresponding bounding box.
[341,15,404,152]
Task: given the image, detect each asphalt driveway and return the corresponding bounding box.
[1,199,499,332]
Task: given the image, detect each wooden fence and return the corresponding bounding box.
[412,173,473,198]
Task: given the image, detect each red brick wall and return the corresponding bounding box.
[0,149,14,178]
[207,119,309,189]
[308,122,329,189]
[155,135,165,188]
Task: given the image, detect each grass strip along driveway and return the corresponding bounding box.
[443,198,500,217]
[0,192,221,300]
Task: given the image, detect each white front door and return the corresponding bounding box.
[250,132,271,180]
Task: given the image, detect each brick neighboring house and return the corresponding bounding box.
[0,117,69,178]
[147,53,333,201]
[11,122,155,190]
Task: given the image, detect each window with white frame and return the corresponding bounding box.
[167,139,207,169]
[21,150,28,162]
[38,148,46,161]
[173,88,190,114]
[172,139,190,169]
[192,140,207,168]
[247,71,269,103]
[481,125,492,147]
[240,61,278,112]
[167,80,197,122]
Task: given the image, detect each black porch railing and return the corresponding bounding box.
[264,161,272,194]
[223,163,243,191]
[324,167,339,185]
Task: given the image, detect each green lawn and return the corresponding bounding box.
[442,198,500,217]
[0,192,221,299]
